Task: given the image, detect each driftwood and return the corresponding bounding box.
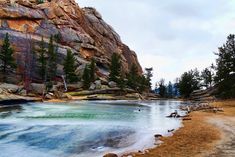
[183,118,192,121]
[154,134,163,139]
[167,110,180,118]
[180,102,224,113]
[167,110,190,118]
[168,129,175,133]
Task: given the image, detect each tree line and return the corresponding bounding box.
[0,33,153,93]
[160,34,235,99]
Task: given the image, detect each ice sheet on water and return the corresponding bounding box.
[0,100,184,157]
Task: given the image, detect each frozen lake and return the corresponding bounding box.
[0,100,184,157]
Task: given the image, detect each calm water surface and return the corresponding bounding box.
[0,100,185,157]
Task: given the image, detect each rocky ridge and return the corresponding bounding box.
[0,0,142,83]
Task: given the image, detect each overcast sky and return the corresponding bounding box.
[77,0,235,84]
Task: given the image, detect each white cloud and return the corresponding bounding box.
[77,0,235,84]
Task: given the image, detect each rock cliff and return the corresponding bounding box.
[0,0,142,83]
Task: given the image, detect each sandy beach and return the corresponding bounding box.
[123,100,235,157]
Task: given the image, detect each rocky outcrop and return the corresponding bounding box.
[190,87,217,102]
[0,0,142,83]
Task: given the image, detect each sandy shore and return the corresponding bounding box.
[123,100,235,157]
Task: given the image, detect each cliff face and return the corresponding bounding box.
[0,0,142,82]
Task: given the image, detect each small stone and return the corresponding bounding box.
[154,134,163,138]
[95,80,102,89]
[45,94,53,99]
[89,83,96,90]
[103,153,118,157]
[108,81,117,88]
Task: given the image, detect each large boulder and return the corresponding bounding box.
[29,83,45,95]
[0,83,21,93]
[89,83,96,90]
[108,81,117,88]
[0,0,142,84]
[94,80,102,89]
[67,83,83,91]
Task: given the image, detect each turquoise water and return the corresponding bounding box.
[0,100,184,157]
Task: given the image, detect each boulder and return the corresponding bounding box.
[103,153,118,157]
[0,83,21,93]
[0,0,142,83]
[89,83,96,90]
[108,81,117,88]
[29,83,45,95]
[67,83,83,91]
[50,85,58,92]
[45,94,53,99]
[94,80,102,89]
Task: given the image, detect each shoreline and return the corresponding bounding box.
[1,95,234,157]
[122,100,235,157]
[0,98,184,157]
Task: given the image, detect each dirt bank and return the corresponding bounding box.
[123,100,235,157]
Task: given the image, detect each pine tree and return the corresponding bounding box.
[138,75,148,92]
[179,69,200,98]
[0,33,16,81]
[159,79,166,97]
[215,34,235,98]
[145,67,153,91]
[38,37,47,81]
[82,64,91,89]
[127,63,139,90]
[167,81,173,98]
[47,35,57,82]
[201,67,213,88]
[109,53,121,83]
[63,49,78,83]
[89,58,96,82]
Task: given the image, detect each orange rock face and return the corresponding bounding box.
[0,0,142,80]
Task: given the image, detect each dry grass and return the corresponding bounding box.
[123,100,235,157]
[211,99,235,116]
[123,112,220,157]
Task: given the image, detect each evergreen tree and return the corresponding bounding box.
[145,67,153,91]
[201,67,213,88]
[63,49,78,83]
[109,53,121,83]
[89,58,96,82]
[179,69,200,98]
[214,34,235,98]
[167,81,173,98]
[127,63,139,90]
[47,35,57,82]
[38,37,47,81]
[82,64,91,89]
[0,33,16,82]
[159,79,166,97]
[138,75,148,93]
[117,73,126,90]
[173,78,180,97]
